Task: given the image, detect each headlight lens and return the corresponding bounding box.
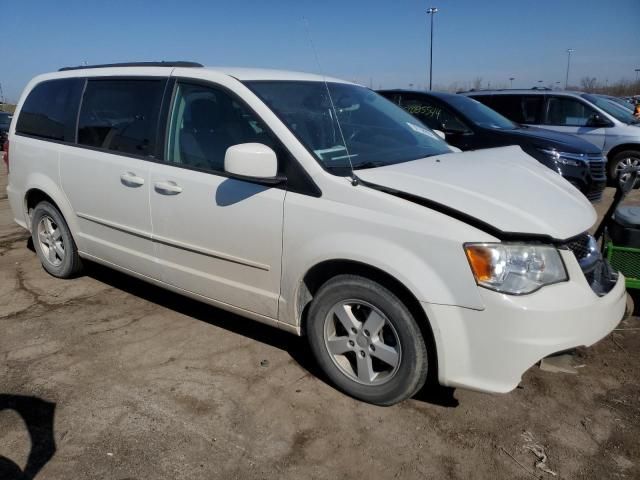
[537,148,586,167]
[464,243,567,294]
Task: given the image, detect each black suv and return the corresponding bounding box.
[378,90,607,202]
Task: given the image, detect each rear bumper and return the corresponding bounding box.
[424,250,626,393]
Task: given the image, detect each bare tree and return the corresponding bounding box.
[580,76,598,92]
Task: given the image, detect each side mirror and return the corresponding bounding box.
[586,113,610,128]
[224,143,284,183]
[433,129,446,140]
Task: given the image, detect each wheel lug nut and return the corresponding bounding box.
[351,328,357,334]
[359,351,365,358]
[348,340,355,347]
[363,329,370,337]
[370,345,376,351]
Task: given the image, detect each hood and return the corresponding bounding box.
[356,145,596,241]
[608,122,640,141]
[505,126,602,153]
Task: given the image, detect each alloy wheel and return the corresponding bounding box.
[615,156,640,185]
[37,215,65,267]
[323,299,401,385]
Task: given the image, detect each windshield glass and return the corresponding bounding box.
[445,95,517,130]
[583,94,639,124]
[246,81,452,173]
[604,96,634,112]
[0,113,11,126]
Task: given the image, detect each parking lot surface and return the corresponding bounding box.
[1,171,639,479]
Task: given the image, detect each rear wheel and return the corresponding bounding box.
[307,275,429,405]
[31,201,83,278]
[609,150,640,186]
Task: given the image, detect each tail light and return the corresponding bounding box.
[2,139,8,174]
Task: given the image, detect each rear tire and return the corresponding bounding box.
[31,201,83,278]
[307,275,429,405]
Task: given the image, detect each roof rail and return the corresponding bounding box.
[58,61,203,72]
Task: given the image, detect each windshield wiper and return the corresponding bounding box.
[352,161,388,170]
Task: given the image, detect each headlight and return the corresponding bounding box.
[537,148,586,167]
[464,243,567,294]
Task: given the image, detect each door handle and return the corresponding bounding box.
[120,172,145,187]
[154,181,183,195]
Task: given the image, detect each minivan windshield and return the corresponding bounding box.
[445,95,517,130]
[583,94,640,125]
[246,81,452,173]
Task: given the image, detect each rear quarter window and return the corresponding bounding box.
[16,78,83,141]
[77,79,165,157]
[476,95,543,124]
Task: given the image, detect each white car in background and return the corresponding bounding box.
[4,63,626,405]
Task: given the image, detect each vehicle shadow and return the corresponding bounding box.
[0,394,56,480]
[85,261,457,407]
[85,262,323,379]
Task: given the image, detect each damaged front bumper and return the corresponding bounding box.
[422,249,626,393]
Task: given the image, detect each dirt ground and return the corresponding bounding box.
[1,171,639,480]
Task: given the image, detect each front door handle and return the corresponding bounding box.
[120,172,145,187]
[154,181,183,195]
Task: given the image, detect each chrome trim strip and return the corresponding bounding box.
[152,233,270,271]
[76,212,270,271]
[76,212,151,239]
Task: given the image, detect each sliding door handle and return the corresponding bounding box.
[120,172,145,187]
[154,181,183,195]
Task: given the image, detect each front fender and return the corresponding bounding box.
[279,232,484,328]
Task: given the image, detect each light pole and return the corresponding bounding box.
[509,77,515,88]
[565,48,574,89]
[427,7,438,91]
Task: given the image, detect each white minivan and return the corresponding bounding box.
[5,62,626,405]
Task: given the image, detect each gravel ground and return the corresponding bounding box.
[1,172,639,480]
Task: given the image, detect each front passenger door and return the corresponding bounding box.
[540,96,607,149]
[149,81,286,318]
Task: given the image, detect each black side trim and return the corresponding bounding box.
[59,61,203,71]
[14,132,160,163]
[225,173,287,185]
[358,178,583,244]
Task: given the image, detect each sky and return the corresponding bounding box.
[1,0,639,102]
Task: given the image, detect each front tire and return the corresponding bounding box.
[307,275,429,405]
[31,201,83,278]
[609,150,640,186]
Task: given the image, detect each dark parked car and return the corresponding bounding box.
[0,112,12,144]
[378,90,607,202]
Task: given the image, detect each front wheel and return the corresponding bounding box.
[307,275,429,405]
[609,150,640,186]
